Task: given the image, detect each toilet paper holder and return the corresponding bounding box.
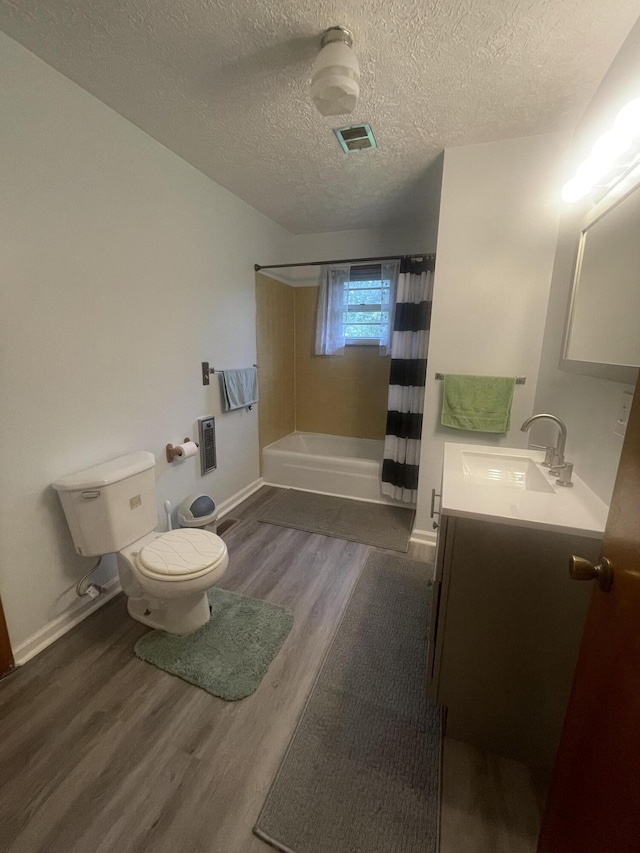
[166,437,199,464]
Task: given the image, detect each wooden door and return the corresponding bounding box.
[0,594,14,678]
[537,377,640,852]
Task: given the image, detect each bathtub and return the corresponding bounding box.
[262,432,398,505]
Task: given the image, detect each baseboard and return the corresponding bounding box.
[410,527,438,548]
[15,476,419,667]
[12,478,267,667]
[12,575,123,667]
[217,477,265,518]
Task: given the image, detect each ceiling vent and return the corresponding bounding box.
[334,124,377,153]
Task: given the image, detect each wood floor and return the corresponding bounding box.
[0,487,546,852]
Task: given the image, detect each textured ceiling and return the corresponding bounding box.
[1,1,638,233]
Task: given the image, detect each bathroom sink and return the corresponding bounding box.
[441,443,609,538]
[461,451,555,493]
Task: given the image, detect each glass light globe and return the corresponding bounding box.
[575,157,608,187]
[561,177,588,203]
[591,128,632,167]
[614,98,640,139]
[310,40,360,117]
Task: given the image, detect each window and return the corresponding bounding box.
[315,259,398,357]
[343,264,391,346]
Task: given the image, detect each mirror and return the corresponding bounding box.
[563,162,640,372]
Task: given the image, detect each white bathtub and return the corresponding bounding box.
[262,432,398,505]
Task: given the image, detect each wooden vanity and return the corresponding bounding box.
[427,444,608,768]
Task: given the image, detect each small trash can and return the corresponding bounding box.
[177,494,218,534]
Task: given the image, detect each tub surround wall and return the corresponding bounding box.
[533,19,640,505]
[258,170,443,451]
[256,277,396,449]
[1,33,289,655]
[255,273,295,463]
[294,287,391,441]
[414,132,571,538]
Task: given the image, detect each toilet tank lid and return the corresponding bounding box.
[53,452,156,492]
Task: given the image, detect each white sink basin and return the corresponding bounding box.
[441,443,608,538]
[462,451,555,493]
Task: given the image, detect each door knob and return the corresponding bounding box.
[569,555,613,592]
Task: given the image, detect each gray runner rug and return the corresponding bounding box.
[254,550,442,853]
[258,490,414,553]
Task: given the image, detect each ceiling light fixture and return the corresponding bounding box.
[561,97,640,203]
[310,26,360,117]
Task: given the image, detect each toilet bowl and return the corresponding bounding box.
[118,528,228,634]
[53,451,229,635]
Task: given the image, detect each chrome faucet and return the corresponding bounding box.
[520,413,567,465]
[520,414,574,486]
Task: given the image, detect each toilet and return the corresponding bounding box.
[53,451,228,634]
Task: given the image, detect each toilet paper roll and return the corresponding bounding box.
[175,441,198,459]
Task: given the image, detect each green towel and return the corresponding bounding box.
[441,374,516,433]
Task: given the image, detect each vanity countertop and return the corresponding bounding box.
[441,443,608,539]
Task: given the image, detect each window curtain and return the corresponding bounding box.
[315,260,400,356]
[379,259,400,356]
[381,256,435,503]
[315,263,350,355]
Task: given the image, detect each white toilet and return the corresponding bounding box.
[53,451,228,634]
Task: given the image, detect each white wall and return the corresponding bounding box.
[0,33,289,655]
[288,221,436,265]
[532,20,640,504]
[414,133,570,534]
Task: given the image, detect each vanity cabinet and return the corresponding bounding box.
[427,513,601,768]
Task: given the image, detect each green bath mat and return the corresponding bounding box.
[134,588,294,700]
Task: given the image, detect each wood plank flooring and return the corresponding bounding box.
[0,486,546,852]
[441,739,548,853]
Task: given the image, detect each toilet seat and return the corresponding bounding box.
[136,528,227,582]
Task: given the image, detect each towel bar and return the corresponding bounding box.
[210,363,258,374]
[201,362,258,386]
[434,372,526,385]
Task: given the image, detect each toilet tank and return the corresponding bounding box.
[53,452,158,557]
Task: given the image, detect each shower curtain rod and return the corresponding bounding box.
[254,252,435,272]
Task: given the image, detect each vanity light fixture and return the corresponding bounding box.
[561,97,640,202]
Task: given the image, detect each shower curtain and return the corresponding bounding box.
[381,256,435,503]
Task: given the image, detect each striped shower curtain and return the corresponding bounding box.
[381,256,435,503]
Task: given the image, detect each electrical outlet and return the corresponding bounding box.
[614,391,633,438]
